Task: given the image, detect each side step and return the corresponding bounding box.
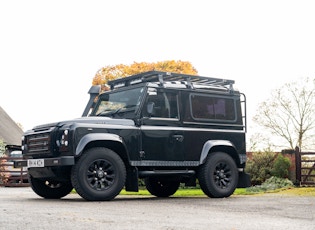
[138,170,196,177]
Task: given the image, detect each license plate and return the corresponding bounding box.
[27,159,44,168]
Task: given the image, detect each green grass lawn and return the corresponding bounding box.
[119,187,315,197]
[119,188,249,196]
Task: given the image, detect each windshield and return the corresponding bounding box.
[92,87,144,118]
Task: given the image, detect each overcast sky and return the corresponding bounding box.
[1,1,315,149]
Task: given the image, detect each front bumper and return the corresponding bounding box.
[14,156,75,168]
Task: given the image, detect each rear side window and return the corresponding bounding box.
[190,94,236,121]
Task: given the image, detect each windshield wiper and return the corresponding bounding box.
[96,105,136,117]
[110,105,137,117]
[96,109,113,116]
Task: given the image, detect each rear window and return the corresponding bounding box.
[190,94,236,121]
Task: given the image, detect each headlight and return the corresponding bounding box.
[57,129,70,151]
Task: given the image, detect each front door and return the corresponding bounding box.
[140,89,184,164]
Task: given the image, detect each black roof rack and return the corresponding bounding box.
[108,71,235,91]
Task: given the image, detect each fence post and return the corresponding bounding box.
[295,146,301,186]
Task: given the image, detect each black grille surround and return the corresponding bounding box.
[23,126,56,158]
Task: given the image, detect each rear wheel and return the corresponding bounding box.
[145,177,180,197]
[198,152,238,198]
[71,147,126,201]
[29,176,73,199]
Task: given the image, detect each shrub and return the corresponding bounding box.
[246,150,292,185]
[271,154,291,178]
[0,138,5,156]
[0,139,7,184]
[245,150,275,185]
[246,176,293,193]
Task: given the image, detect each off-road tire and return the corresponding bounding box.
[29,175,73,199]
[198,152,238,198]
[71,147,126,201]
[145,177,180,197]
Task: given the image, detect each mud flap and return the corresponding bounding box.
[237,171,251,188]
[125,167,139,192]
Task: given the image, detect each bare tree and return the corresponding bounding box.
[253,77,315,150]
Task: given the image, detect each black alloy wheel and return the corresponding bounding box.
[198,152,238,198]
[71,147,126,201]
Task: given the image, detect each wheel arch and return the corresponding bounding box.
[75,133,130,166]
[199,140,240,166]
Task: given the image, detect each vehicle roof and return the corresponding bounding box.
[108,71,236,93]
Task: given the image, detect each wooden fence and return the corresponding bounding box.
[0,157,29,187]
[295,147,315,186]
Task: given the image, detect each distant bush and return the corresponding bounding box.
[0,138,5,156]
[0,138,7,184]
[271,154,291,178]
[245,150,275,185]
[245,150,291,185]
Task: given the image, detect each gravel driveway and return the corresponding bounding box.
[0,187,314,230]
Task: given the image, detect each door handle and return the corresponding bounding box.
[173,135,184,142]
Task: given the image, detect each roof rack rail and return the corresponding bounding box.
[108,71,235,90]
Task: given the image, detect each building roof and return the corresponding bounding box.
[0,106,23,146]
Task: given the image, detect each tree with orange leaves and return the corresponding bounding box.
[92,60,198,85]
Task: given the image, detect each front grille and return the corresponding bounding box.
[24,127,55,156]
[27,133,50,153]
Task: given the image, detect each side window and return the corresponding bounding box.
[190,94,236,121]
[144,89,179,119]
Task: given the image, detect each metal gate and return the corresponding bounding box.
[295,147,315,186]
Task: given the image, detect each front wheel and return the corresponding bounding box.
[29,176,73,199]
[71,147,126,201]
[145,177,180,197]
[198,152,238,198]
